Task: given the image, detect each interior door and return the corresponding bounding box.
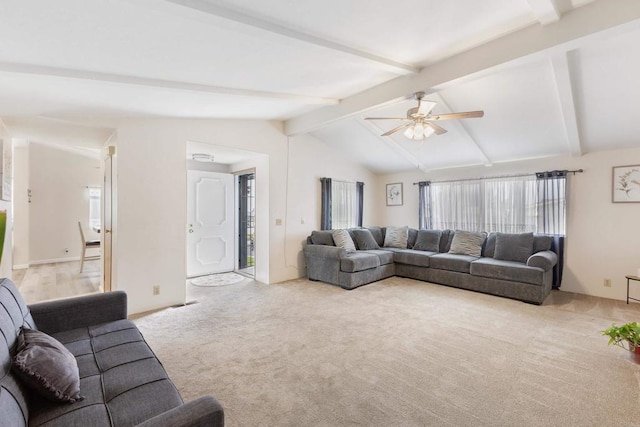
[187,170,235,277]
[102,151,113,292]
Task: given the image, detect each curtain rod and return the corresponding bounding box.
[412,169,583,185]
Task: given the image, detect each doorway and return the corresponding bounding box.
[237,172,255,278]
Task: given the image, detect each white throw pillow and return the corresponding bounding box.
[383,226,409,248]
[332,229,356,253]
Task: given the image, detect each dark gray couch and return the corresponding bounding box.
[0,278,224,427]
[304,228,559,305]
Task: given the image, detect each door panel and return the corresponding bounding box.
[187,171,234,277]
[102,153,113,292]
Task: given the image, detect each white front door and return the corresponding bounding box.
[186,170,235,277]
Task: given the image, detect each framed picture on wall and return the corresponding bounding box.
[386,183,403,206]
[613,165,640,203]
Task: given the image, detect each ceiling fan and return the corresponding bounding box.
[364,92,484,140]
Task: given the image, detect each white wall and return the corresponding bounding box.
[28,143,102,263]
[0,126,12,279]
[375,147,640,302]
[13,143,29,268]
[112,119,377,314]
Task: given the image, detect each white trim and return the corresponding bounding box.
[29,256,93,265]
[12,264,30,270]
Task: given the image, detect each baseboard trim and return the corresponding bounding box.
[13,264,30,270]
[30,257,83,265]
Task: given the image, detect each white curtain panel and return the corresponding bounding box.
[331,180,357,229]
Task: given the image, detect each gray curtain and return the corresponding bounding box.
[356,181,364,227]
[536,170,568,288]
[320,177,332,230]
[418,181,431,229]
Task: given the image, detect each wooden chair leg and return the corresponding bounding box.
[80,247,85,273]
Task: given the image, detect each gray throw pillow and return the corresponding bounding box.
[413,230,442,252]
[448,230,487,257]
[310,230,334,246]
[352,229,380,250]
[482,232,497,257]
[439,230,453,253]
[383,226,409,248]
[332,229,356,253]
[407,228,418,249]
[367,226,384,247]
[494,232,534,263]
[12,328,83,403]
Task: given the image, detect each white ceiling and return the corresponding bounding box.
[0,0,639,172]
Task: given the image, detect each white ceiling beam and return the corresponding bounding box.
[357,120,428,172]
[285,0,640,135]
[550,52,583,157]
[155,0,418,75]
[526,0,561,25]
[0,61,339,105]
[430,93,492,167]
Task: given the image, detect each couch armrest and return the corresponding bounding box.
[29,291,127,334]
[135,396,224,427]
[303,244,346,259]
[526,250,558,271]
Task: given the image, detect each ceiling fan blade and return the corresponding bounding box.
[417,100,437,116]
[429,111,484,120]
[381,123,412,136]
[365,117,411,121]
[426,122,447,135]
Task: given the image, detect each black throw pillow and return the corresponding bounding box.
[12,328,83,403]
[352,229,380,250]
[413,230,442,252]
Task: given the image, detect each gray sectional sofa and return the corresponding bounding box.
[0,278,224,427]
[304,227,560,305]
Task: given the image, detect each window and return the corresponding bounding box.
[88,187,101,230]
[420,172,566,235]
[320,178,364,230]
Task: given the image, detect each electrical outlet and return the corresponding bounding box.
[604,279,612,288]
[153,285,160,295]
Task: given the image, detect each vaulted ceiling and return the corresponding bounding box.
[0,0,639,172]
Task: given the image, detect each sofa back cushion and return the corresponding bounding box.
[1,278,37,427]
[448,230,487,257]
[439,230,454,253]
[310,230,335,246]
[413,230,442,252]
[482,232,497,257]
[383,226,409,248]
[352,229,380,250]
[533,234,553,253]
[494,232,534,263]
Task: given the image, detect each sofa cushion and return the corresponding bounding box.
[390,249,434,267]
[383,226,409,248]
[29,319,184,427]
[367,226,384,247]
[360,250,394,265]
[471,258,545,286]
[310,230,334,246]
[332,229,356,253]
[494,232,534,263]
[413,230,442,252]
[340,253,380,273]
[429,253,478,273]
[407,228,418,249]
[448,231,487,257]
[352,229,380,250]
[12,328,82,403]
[533,234,553,253]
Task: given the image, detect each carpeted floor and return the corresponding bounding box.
[133,277,640,427]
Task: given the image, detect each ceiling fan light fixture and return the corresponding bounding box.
[403,126,414,139]
[413,123,424,138]
[423,125,435,139]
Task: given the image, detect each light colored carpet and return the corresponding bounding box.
[190,272,247,287]
[133,277,640,427]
